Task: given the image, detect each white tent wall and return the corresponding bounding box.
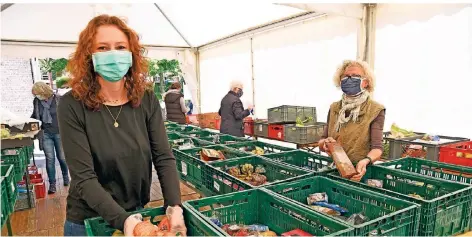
[197,14,360,122]
[374,4,472,138]
[252,15,359,120]
[199,39,253,113]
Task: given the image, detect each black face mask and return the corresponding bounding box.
[236,89,243,98]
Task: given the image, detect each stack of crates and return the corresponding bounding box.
[328,165,472,236]
[1,147,28,183]
[1,165,17,227]
[254,105,325,145]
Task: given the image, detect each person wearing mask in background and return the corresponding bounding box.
[31,81,70,194]
[318,59,385,182]
[219,80,254,137]
[58,15,185,236]
[163,82,188,124]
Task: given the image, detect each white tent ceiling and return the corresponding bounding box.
[1,3,306,47]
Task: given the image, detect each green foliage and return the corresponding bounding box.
[56,77,71,88]
[39,58,69,79]
[51,58,68,74]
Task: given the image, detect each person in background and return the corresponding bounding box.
[31,81,70,194]
[187,100,193,115]
[219,80,254,137]
[163,82,188,124]
[318,59,385,182]
[58,15,185,236]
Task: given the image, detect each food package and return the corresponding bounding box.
[281,229,313,237]
[327,142,357,178]
[313,202,348,215]
[133,220,159,236]
[247,225,269,232]
[408,193,424,200]
[157,216,170,231]
[309,205,341,216]
[346,213,369,225]
[200,148,226,162]
[307,193,328,204]
[366,179,383,188]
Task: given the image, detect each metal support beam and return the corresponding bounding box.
[1,3,14,12]
[364,4,377,68]
[0,38,191,50]
[153,3,193,48]
[198,11,327,51]
[195,51,202,114]
[250,38,255,108]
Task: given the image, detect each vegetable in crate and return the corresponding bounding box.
[249,173,267,186]
[366,179,383,188]
[389,123,416,139]
[327,142,357,178]
[252,146,264,155]
[296,116,314,127]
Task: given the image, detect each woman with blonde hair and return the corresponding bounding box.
[58,15,185,236]
[318,60,385,182]
[31,81,70,194]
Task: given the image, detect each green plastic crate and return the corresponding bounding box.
[1,177,9,227]
[263,150,335,174]
[0,165,17,217]
[170,137,214,151]
[165,123,181,129]
[184,189,354,236]
[1,147,27,183]
[205,156,312,194]
[378,157,472,185]
[328,165,472,236]
[173,145,250,192]
[199,134,249,145]
[184,130,215,139]
[167,132,188,141]
[170,126,202,134]
[264,176,420,236]
[84,206,221,236]
[225,141,294,155]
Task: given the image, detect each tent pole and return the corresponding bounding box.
[195,50,202,114]
[1,3,14,12]
[250,38,255,109]
[153,3,193,48]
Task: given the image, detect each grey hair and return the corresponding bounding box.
[229,80,244,91]
[333,60,376,92]
[32,81,54,98]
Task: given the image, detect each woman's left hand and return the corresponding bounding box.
[166,206,187,236]
[350,158,370,182]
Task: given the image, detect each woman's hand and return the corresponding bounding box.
[350,158,370,182]
[167,206,187,236]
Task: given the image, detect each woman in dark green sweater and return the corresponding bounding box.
[58,15,185,236]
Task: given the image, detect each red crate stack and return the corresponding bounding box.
[440,141,472,167]
[243,118,254,136]
[268,124,285,141]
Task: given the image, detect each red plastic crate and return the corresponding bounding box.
[440,141,472,167]
[19,173,43,184]
[243,118,254,136]
[268,124,284,141]
[34,181,46,199]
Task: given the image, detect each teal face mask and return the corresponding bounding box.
[92,50,133,82]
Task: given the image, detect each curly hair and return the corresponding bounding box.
[67,14,149,111]
[32,81,54,98]
[332,60,376,92]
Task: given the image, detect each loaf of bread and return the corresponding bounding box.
[327,142,357,178]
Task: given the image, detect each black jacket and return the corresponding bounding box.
[31,95,60,150]
[218,91,250,137]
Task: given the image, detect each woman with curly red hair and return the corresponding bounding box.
[58,15,185,236]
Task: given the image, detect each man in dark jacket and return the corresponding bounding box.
[218,81,254,137]
[164,82,188,124]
